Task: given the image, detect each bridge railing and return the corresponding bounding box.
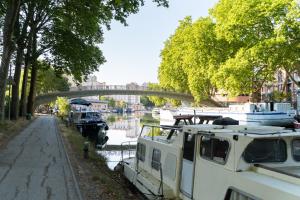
[69,85,191,94]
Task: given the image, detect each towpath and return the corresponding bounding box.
[0,116,82,200]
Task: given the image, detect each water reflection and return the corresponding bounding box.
[98,112,159,169]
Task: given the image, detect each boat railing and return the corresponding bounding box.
[120,141,137,162]
[140,124,182,141]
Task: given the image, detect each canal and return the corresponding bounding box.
[97,112,160,170]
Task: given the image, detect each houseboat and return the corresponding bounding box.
[71,110,109,148]
[160,102,296,127]
[120,123,300,200]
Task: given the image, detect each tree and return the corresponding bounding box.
[0,0,21,121]
[158,16,233,103]
[211,0,300,100]
[140,96,155,108]
[36,63,70,95]
[147,83,167,106]
[158,17,191,93]
[55,97,70,117]
[1,0,170,119]
[10,4,32,120]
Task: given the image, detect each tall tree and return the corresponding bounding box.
[2,0,169,118]
[158,17,233,103]
[211,0,300,100]
[36,64,70,95]
[0,0,21,121]
[11,2,32,119]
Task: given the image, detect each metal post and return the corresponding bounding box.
[8,65,12,120]
[297,89,300,116]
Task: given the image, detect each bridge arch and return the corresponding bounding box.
[35,89,221,107]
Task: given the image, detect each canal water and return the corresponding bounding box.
[97,112,160,170]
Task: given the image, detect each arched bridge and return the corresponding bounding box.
[35,89,221,107]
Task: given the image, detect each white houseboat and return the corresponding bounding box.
[160,102,296,127]
[121,123,300,200]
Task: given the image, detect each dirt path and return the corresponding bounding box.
[0,116,82,200]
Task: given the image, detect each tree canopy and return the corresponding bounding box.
[0,0,169,120]
[158,0,300,103]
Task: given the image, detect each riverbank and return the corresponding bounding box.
[0,117,35,148]
[58,119,144,200]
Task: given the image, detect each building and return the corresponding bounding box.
[261,70,300,107]
[87,99,109,112]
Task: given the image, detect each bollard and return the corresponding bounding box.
[83,141,89,159]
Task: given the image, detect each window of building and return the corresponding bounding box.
[292,139,300,161]
[243,139,287,163]
[200,136,230,164]
[151,148,161,170]
[137,143,146,162]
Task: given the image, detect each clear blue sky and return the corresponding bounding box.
[95,0,219,85]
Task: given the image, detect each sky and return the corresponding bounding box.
[94,0,219,85]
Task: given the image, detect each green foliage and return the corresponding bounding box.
[211,0,300,96]
[42,0,169,82]
[158,0,300,103]
[106,115,116,123]
[55,97,70,117]
[147,83,167,106]
[36,62,70,95]
[269,90,291,102]
[116,100,126,108]
[147,83,182,106]
[99,96,115,108]
[140,96,155,107]
[140,113,159,125]
[158,16,233,103]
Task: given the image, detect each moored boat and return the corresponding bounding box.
[71,111,109,148]
[120,122,300,200]
[161,102,296,127]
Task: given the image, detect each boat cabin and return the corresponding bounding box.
[122,124,300,200]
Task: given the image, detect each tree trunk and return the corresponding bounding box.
[26,32,38,115]
[11,46,24,120]
[11,3,32,120]
[27,60,37,115]
[19,60,29,117]
[250,91,261,103]
[0,0,21,121]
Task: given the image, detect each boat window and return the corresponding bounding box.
[225,187,260,200]
[137,143,146,162]
[151,148,161,171]
[200,136,230,164]
[292,139,300,161]
[243,139,287,163]
[183,133,195,161]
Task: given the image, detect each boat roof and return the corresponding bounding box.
[173,114,222,120]
[183,124,300,138]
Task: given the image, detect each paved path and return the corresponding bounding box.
[0,116,82,200]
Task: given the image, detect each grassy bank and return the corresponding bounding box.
[58,120,142,200]
[0,118,34,147]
